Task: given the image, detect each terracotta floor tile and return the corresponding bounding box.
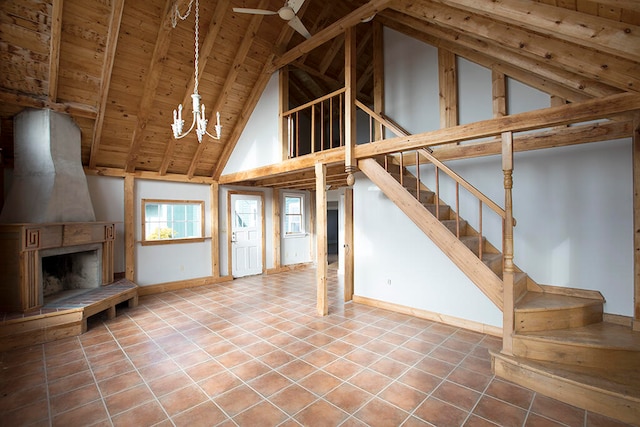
[377,381,427,413]
[354,397,410,427]
[148,371,194,397]
[398,367,442,394]
[0,397,49,426]
[158,383,208,417]
[298,370,342,396]
[49,383,101,415]
[259,349,296,368]
[530,394,585,427]
[183,359,225,382]
[98,370,144,396]
[432,380,481,412]
[459,354,493,376]
[294,398,349,427]
[213,384,264,417]
[104,383,155,416]
[484,378,534,410]
[414,397,469,427]
[137,359,180,382]
[464,414,501,426]
[171,401,229,427]
[46,358,89,382]
[277,359,316,381]
[216,349,253,369]
[48,369,95,396]
[343,348,381,367]
[269,384,318,415]
[247,371,293,397]
[111,400,168,427]
[448,366,492,392]
[369,356,410,378]
[51,398,109,427]
[323,358,363,380]
[473,395,527,426]
[525,412,566,426]
[324,383,373,414]
[302,348,338,368]
[230,359,272,382]
[232,400,289,426]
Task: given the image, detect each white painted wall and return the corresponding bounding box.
[135,180,213,286]
[355,27,633,326]
[223,73,280,175]
[86,175,125,274]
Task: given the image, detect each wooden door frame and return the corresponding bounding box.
[227,190,266,278]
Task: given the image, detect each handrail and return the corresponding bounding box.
[355,100,409,138]
[283,87,346,116]
[418,148,506,220]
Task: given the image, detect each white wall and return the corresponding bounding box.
[223,73,280,175]
[355,27,634,325]
[86,175,125,274]
[135,180,213,286]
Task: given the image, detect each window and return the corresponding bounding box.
[284,194,304,235]
[142,199,204,244]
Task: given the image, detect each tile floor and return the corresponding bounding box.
[0,264,633,427]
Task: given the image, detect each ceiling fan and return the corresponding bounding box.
[233,0,312,39]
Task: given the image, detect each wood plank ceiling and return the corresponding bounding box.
[0,0,638,186]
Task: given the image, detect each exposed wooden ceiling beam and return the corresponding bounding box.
[393,0,639,93]
[271,0,394,71]
[211,13,300,180]
[379,10,622,101]
[47,0,63,102]
[89,0,125,169]
[437,0,640,63]
[0,89,97,119]
[159,0,230,176]
[124,0,177,173]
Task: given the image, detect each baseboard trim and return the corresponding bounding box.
[266,262,314,275]
[137,275,233,296]
[353,294,502,337]
[603,312,634,327]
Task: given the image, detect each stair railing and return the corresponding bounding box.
[283,88,345,158]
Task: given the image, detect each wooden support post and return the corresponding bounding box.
[344,188,354,301]
[373,20,384,142]
[280,67,290,160]
[316,163,328,316]
[634,115,640,331]
[124,175,135,282]
[502,131,515,354]
[211,182,220,278]
[492,70,506,119]
[438,49,457,129]
[345,26,357,183]
[273,188,281,271]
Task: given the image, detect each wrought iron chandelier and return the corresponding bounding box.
[171,0,221,143]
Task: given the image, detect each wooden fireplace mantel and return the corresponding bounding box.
[0,222,116,312]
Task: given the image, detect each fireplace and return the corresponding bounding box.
[0,222,115,312]
[41,243,102,304]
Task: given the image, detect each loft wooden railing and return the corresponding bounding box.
[283,88,345,158]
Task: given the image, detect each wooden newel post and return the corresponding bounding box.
[502,131,515,355]
[345,26,357,186]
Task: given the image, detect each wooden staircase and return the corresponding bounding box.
[359,156,640,425]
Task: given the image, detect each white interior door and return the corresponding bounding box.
[231,194,263,278]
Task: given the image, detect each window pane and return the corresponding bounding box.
[284,195,304,234]
[143,200,203,242]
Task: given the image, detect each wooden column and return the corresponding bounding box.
[124,175,135,282]
[273,188,281,271]
[211,182,220,278]
[345,27,357,184]
[634,115,640,331]
[344,188,354,301]
[373,20,384,142]
[279,67,290,161]
[492,70,506,118]
[502,131,515,354]
[316,163,328,316]
[438,49,457,129]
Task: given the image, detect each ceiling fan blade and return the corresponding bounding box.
[232,7,278,15]
[288,16,311,39]
[287,0,306,14]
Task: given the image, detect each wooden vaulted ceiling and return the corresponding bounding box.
[0,0,638,184]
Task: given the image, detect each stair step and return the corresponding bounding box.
[459,235,486,256]
[515,291,603,332]
[423,203,450,219]
[482,253,503,275]
[440,218,467,235]
[405,187,435,204]
[512,322,640,370]
[492,350,640,425]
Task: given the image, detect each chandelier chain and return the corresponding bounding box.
[194,0,199,95]
[171,0,194,28]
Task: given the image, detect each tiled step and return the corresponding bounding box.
[515,290,603,332]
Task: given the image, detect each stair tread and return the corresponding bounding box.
[516,291,603,312]
[492,351,640,400]
[517,322,640,351]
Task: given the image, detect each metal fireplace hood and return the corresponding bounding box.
[0,108,96,224]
